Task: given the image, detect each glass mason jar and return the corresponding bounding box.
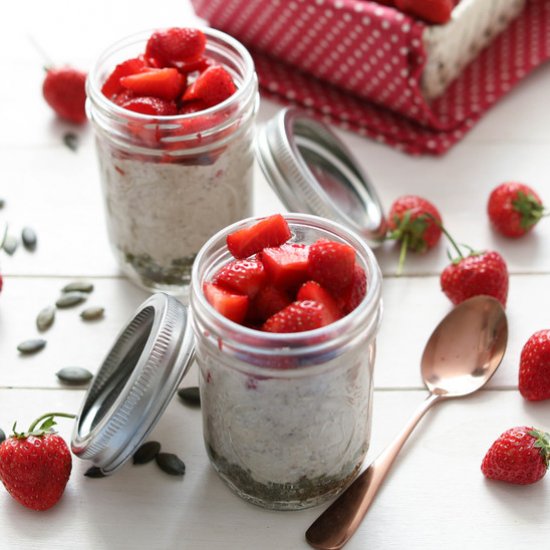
[190,213,382,510]
[86,28,258,297]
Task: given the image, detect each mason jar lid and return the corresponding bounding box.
[71,293,195,474]
[256,108,387,248]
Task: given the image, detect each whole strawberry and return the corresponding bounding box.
[0,412,75,511]
[488,182,546,238]
[481,426,550,484]
[440,249,508,307]
[519,330,550,401]
[387,195,442,274]
[42,66,87,124]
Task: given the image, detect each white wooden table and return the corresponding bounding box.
[2,2,550,548]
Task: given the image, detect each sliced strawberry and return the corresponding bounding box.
[102,57,148,99]
[227,214,292,259]
[203,282,248,324]
[120,96,177,116]
[146,28,206,66]
[213,258,267,298]
[262,300,333,333]
[261,243,310,290]
[338,263,367,314]
[182,66,237,108]
[248,285,292,323]
[308,239,356,293]
[297,281,342,322]
[120,68,186,101]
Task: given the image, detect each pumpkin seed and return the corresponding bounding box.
[177,386,201,407]
[17,339,46,354]
[0,428,5,445]
[62,281,94,293]
[56,291,88,308]
[36,305,56,332]
[84,466,106,478]
[56,367,93,385]
[63,132,78,152]
[3,234,18,256]
[80,306,105,321]
[21,227,37,251]
[155,453,186,476]
[133,441,161,465]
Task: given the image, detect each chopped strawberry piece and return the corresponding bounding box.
[120,96,177,116]
[248,285,292,323]
[308,239,356,293]
[102,57,148,99]
[120,68,186,101]
[297,281,342,322]
[262,300,333,333]
[213,258,267,298]
[227,214,292,259]
[261,243,310,290]
[338,263,367,314]
[203,282,248,324]
[146,28,206,67]
[183,66,237,108]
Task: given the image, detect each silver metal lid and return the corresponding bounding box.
[256,108,387,248]
[71,293,195,474]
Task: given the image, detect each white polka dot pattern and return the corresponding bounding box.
[192,0,550,155]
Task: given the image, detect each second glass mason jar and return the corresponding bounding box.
[87,28,258,296]
[190,214,382,510]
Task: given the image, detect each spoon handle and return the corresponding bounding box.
[305,393,442,550]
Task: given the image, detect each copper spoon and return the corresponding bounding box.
[306,295,508,550]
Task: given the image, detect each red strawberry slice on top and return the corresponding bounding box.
[101,57,148,99]
[227,214,292,259]
[120,68,186,101]
[145,28,207,66]
[261,243,310,290]
[182,66,237,108]
[338,263,367,314]
[262,300,333,333]
[308,239,356,293]
[120,96,177,116]
[213,258,267,298]
[297,281,342,322]
[203,283,248,324]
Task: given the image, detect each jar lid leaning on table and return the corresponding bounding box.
[72,98,388,510]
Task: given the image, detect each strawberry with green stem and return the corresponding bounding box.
[387,195,443,275]
[439,226,509,307]
[0,412,76,511]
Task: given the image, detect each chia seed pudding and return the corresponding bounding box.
[87,28,258,295]
[190,214,382,510]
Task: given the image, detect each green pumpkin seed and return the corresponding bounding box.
[21,227,37,251]
[155,453,185,476]
[177,386,201,407]
[17,339,46,354]
[63,132,79,152]
[0,428,5,445]
[80,306,105,321]
[36,305,56,332]
[56,291,88,308]
[62,281,94,293]
[84,466,106,478]
[133,441,161,465]
[3,234,18,256]
[56,367,93,385]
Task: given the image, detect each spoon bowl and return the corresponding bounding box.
[421,295,508,397]
[306,295,508,550]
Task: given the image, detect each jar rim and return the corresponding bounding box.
[191,213,383,353]
[86,26,257,124]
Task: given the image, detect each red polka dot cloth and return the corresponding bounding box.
[192,0,550,155]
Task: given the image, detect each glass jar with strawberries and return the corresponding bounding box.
[87,27,258,295]
[190,213,382,510]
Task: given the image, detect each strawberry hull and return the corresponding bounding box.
[190,213,383,510]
